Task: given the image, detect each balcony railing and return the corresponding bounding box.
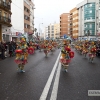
[0,16,11,24]
[84,19,95,23]
[0,1,11,10]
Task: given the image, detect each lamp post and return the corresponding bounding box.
[87,30,90,40]
[39,23,43,36]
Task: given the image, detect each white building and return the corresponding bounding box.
[45,23,60,40]
[76,0,100,41]
[11,0,34,41]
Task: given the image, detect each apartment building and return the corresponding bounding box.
[48,23,60,39]
[54,23,60,39]
[0,0,12,41]
[60,13,69,38]
[76,0,100,40]
[11,0,34,41]
[70,7,78,39]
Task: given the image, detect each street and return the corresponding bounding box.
[0,49,60,100]
[0,48,100,100]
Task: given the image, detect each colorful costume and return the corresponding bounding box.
[88,42,97,63]
[60,39,74,72]
[15,37,28,72]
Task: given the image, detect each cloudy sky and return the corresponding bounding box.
[33,0,83,33]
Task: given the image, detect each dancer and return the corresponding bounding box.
[88,41,97,63]
[60,39,74,72]
[15,37,28,73]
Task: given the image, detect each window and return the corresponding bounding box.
[52,25,54,30]
[90,4,92,7]
[24,23,27,28]
[24,23,30,28]
[90,10,92,13]
[48,31,50,33]
[24,15,30,21]
[48,26,50,30]
[51,34,54,36]
[8,14,11,19]
[90,30,92,34]
[90,24,92,28]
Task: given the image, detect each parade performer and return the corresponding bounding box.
[88,41,97,63]
[43,40,49,57]
[38,41,43,51]
[82,41,89,57]
[28,41,34,54]
[15,37,28,72]
[60,39,74,72]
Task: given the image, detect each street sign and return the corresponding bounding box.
[16,32,22,37]
[63,34,68,39]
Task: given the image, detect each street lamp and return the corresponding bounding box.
[87,30,90,40]
[39,23,43,36]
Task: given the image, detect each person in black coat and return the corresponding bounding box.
[9,42,13,57]
[0,42,5,59]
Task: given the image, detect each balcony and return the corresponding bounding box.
[0,16,12,27]
[0,1,11,12]
[84,19,95,23]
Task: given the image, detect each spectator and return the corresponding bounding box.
[1,41,5,59]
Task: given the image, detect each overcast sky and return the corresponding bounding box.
[33,0,83,33]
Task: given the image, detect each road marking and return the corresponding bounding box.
[50,62,61,100]
[39,52,61,100]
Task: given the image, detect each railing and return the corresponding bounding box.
[0,1,11,10]
[84,19,95,23]
[0,16,11,23]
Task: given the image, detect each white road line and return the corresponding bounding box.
[50,62,61,100]
[39,52,61,100]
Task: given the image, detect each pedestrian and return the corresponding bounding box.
[0,41,5,59]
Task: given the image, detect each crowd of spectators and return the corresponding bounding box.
[0,41,17,60]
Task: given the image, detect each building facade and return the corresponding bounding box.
[76,0,99,40]
[47,23,60,39]
[11,0,34,41]
[54,23,60,39]
[60,13,69,38]
[69,7,78,39]
[0,0,12,41]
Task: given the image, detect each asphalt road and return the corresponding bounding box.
[1,48,100,100]
[57,49,100,100]
[0,49,60,100]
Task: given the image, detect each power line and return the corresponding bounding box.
[12,2,23,11]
